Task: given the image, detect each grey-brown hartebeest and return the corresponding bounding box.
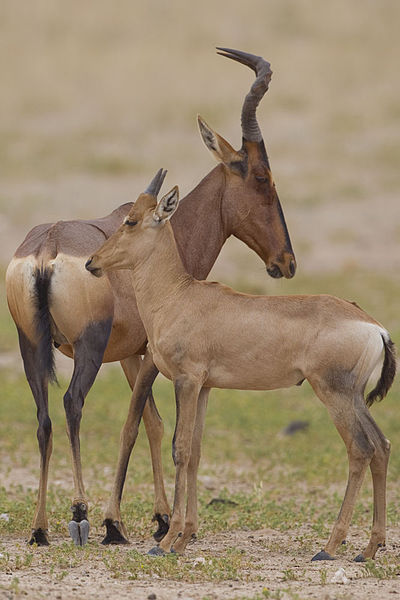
[86,180,396,561]
[6,49,296,546]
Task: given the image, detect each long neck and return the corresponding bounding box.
[131,225,193,341]
[171,164,228,279]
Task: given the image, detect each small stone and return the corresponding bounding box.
[148,594,157,600]
[330,567,350,584]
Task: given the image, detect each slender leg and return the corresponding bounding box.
[143,393,171,541]
[309,385,375,561]
[172,387,209,553]
[64,319,112,546]
[149,375,201,555]
[102,349,159,544]
[17,329,52,546]
[355,411,390,561]
[118,354,171,541]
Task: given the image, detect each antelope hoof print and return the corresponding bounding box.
[311,550,335,561]
[101,519,129,545]
[29,528,50,546]
[152,513,170,542]
[68,519,90,546]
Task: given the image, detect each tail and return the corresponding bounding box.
[33,267,58,384]
[366,334,396,408]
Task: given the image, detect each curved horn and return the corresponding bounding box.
[216,47,272,143]
[145,168,168,197]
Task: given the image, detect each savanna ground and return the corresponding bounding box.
[0,1,400,598]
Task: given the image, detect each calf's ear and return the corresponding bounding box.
[153,186,180,223]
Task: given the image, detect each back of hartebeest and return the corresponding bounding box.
[6,211,130,382]
[6,224,58,383]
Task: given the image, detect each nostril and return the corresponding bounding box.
[85,258,92,270]
[267,264,283,279]
[289,259,296,277]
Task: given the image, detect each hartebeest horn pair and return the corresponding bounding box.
[6,48,296,547]
[87,172,395,561]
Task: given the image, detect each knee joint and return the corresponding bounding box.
[37,415,52,446]
[63,392,83,424]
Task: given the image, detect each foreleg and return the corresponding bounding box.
[102,349,159,544]
[149,375,201,555]
[172,387,209,553]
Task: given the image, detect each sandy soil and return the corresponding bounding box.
[0,527,399,600]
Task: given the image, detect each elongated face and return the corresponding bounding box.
[198,117,296,279]
[85,188,179,277]
[224,140,296,279]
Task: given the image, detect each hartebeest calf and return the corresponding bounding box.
[86,180,396,561]
[6,49,296,546]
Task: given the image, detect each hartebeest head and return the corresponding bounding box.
[85,169,176,277]
[198,48,296,279]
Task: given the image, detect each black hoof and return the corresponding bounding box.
[68,519,90,546]
[311,550,335,561]
[101,519,129,545]
[354,554,366,563]
[148,545,166,556]
[29,528,49,546]
[152,513,170,542]
[71,502,88,522]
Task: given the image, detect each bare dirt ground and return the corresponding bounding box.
[0,527,399,600]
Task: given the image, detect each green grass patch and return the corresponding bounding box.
[0,268,399,587]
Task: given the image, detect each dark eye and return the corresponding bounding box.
[124,219,138,227]
[255,175,268,183]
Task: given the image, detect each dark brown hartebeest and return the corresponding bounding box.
[6,49,296,546]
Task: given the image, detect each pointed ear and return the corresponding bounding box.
[197,115,242,165]
[153,186,179,223]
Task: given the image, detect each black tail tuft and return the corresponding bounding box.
[33,267,58,385]
[366,335,396,408]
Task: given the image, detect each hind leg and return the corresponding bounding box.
[17,329,52,546]
[354,411,390,561]
[64,319,112,546]
[309,381,375,561]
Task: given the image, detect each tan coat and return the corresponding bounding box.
[88,185,395,561]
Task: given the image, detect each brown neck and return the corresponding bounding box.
[171,164,228,279]
[131,224,192,340]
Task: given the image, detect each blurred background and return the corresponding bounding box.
[0,0,399,390]
[0,0,399,551]
[1,0,399,328]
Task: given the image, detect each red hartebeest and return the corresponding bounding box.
[86,181,395,561]
[6,49,296,546]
